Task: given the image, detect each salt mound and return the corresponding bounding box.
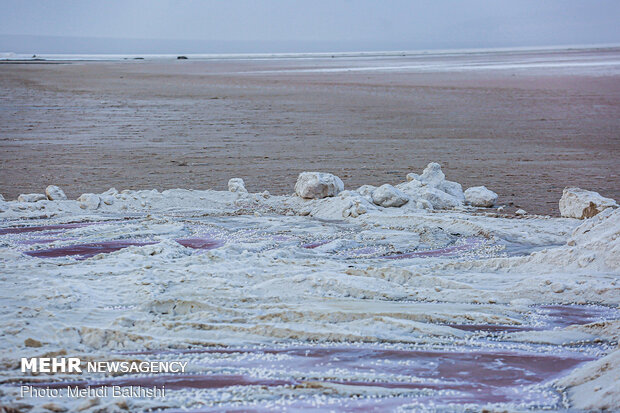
[295,172,344,199]
[356,185,376,202]
[408,163,465,201]
[556,349,620,411]
[568,208,620,269]
[228,178,248,193]
[303,190,377,219]
[521,208,620,272]
[438,180,465,202]
[464,186,498,207]
[102,187,119,196]
[17,193,46,203]
[418,162,446,186]
[397,181,460,210]
[78,193,101,210]
[420,186,462,209]
[559,187,617,219]
[371,184,409,208]
[45,185,67,201]
[400,163,465,209]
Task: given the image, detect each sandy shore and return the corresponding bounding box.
[1,47,619,215]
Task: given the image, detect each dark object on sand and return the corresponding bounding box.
[177,56,188,60]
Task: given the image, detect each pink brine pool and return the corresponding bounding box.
[23,237,223,259]
[30,345,594,411]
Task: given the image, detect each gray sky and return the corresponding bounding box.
[1,0,619,53]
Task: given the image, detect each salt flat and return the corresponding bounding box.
[1,47,619,411]
[0,163,618,410]
[1,47,619,215]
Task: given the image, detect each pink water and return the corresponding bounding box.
[31,344,593,411]
[23,237,222,259]
[3,219,492,261]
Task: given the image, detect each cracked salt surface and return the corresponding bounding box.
[0,183,618,411]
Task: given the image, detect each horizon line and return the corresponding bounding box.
[2,43,620,61]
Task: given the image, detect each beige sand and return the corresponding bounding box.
[1,48,619,215]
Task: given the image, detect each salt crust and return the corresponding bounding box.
[0,171,618,411]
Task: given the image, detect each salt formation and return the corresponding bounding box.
[78,193,101,210]
[228,178,248,193]
[396,163,466,209]
[356,184,376,202]
[98,188,118,206]
[397,180,460,209]
[422,186,462,209]
[0,166,618,412]
[291,163,496,212]
[45,185,67,201]
[519,208,620,272]
[295,172,344,199]
[340,191,375,218]
[474,208,620,292]
[464,186,498,207]
[559,187,618,219]
[300,190,376,219]
[17,193,46,202]
[406,162,465,202]
[556,349,620,411]
[371,184,409,207]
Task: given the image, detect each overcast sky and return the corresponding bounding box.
[1,0,619,53]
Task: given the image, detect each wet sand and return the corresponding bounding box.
[1,47,619,215]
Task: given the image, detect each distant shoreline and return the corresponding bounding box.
[2,44,620,63]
